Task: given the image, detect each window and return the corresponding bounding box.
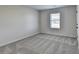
[50,13,60,29]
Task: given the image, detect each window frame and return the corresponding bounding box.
[49,12,61,29]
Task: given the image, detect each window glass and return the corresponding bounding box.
[50,13,60,28]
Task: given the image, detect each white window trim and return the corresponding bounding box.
[49,12,61,29]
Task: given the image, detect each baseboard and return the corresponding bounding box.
[40,33,77,39]
[0,32,39,47]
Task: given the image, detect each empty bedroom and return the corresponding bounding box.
[0,5,79,54]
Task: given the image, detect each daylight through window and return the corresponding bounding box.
[50,13,60,29]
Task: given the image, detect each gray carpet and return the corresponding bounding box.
[0,33,79,54]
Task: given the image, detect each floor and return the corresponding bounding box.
[0,33,79,54]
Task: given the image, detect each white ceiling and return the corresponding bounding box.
[28,5,66,10]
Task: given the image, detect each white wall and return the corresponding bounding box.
[0,6,39,46]
[40,6,77,38]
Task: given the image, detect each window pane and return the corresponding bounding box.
[50,20,60,28]
[50,13,60,28]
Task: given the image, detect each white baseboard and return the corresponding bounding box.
[41,32,77,38]
[0,32,39,47]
